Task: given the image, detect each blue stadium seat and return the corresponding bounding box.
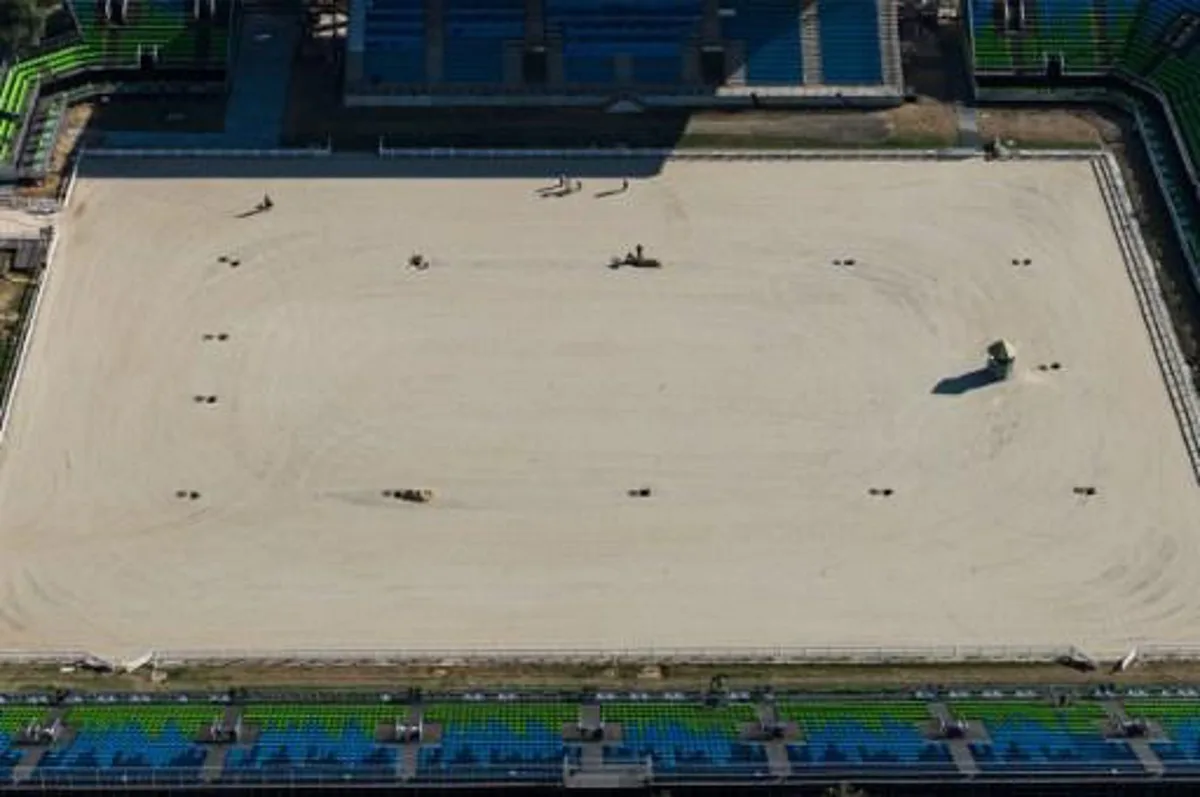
[36,726,207,786]
[786,721,955,776]
[549,0,701,86]
[721,0,802,85]
[632,51,682,83]
[968,723,1142,775]
[223,725,396,783]
[603,722,771,780]
[1124,708,1200,775]
[417,721,565,782]
[0,730,24,785]
[443,0,523,84]
[817,0,883,84]
[364,0,427,83]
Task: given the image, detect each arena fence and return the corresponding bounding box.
[82,142,333,158]
[1135,644,1200,661]
[1093,152,1200,483]
[12,640,1200,667]
[0,194,59,213]
[376,143,985,161]
[13,766,1191,789]
[0,650,92,664]
[140,644,1087,668]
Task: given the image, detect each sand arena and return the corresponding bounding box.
[0,156,1198,660]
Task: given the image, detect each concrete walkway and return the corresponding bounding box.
[955,103,981,149]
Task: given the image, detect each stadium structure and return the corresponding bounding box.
[2,0,1200,793]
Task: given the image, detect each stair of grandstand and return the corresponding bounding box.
[442,0,524,84]
[15,94,67,175]
[720,0,802,85]
[0,45,93,162]
[778,701,954,775]
[547,0,699,86]
[798,0,822,83]
[816,0,882,83]
[363,0,427,83]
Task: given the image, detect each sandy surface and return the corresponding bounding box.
[0,157,1198,660]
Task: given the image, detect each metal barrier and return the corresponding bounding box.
[83,144,332,158]
[0,649,90,664]
[0,195,58,212]
[144,644,1082,667]
[376,144,982,161]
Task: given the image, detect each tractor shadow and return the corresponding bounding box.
[932,367,1002,396]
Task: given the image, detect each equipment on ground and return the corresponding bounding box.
[987,339,1016,380]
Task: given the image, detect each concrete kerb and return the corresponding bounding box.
[58,152,82,210]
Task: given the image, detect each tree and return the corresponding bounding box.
[0,0,57,57]
[823,785,869,797]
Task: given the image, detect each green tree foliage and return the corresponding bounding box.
[823,785,869,797]
[0,0,59,57]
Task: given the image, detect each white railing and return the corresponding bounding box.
[376,144,982,161]
[1139,644,1200,661]
[144,644,1082,667]
[0,195,59,212]
[0,649,91,664]
[82,143,333,158]
[20,638,1200,665]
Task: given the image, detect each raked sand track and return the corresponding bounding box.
[1,157,1198,659]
